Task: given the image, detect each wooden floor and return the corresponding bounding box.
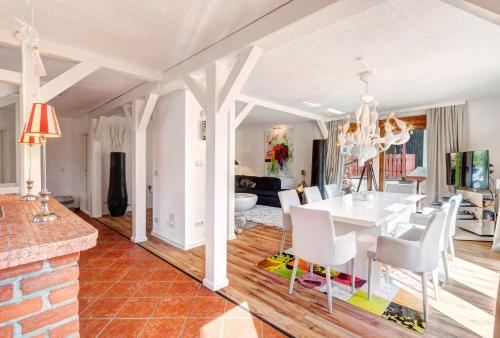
[98,211,500,338]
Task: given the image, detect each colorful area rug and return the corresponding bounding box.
[257,253,426,333]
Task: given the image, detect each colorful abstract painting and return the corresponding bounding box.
[265,129,294,177]
[257,253,426,334]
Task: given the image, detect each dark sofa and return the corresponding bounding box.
[235,175,282,208]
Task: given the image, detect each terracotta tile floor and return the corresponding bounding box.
[79,220,286,338]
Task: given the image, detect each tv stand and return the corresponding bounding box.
[456,189,496,240]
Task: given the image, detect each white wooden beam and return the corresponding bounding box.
[203,61,230,291]
[184,75,207,111]
[0,93,18,109]
[234,102,255,128]
[218,46,263,114]
[0,28,162,82]
[138,94,158,131]
[0,69,21,85]
[238,95,327,122]
[39,61,100,102]
[441,0,500,25]
[317,120,329,139]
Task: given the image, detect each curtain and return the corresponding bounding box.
[426,104,465,203]
[325,120,344,186]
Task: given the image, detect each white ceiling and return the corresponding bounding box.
[1,0,500,122]
[0,0,288,71]
[242,0,500,120]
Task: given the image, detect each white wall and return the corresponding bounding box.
[236,121,323,186]
[47,115,89,207]
[0,105,16,184]
[464,97,500,182]
[152,90,206,249]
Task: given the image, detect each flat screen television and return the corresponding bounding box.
[446,150,489,190]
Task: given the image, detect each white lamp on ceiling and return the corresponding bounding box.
[337,70,410,164]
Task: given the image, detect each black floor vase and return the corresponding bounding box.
[107,152,128,217]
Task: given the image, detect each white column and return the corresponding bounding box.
[131,127,148,242]
[204,62,230,291]
[19,38,41,195]
[88,118,103,218]
[227,103,236,240]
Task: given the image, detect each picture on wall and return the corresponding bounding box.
[265,128,294,177]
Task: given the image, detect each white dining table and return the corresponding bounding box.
[299,191,426,285]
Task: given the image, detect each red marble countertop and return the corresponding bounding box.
[0,195,97,270]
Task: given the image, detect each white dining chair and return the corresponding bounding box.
[396,197,461,283]
[446,195,462,260]
[325,183,342,199]
[304,186,322,204]
[289,206,357,313]
[385,183,417,195]
[277,189,301,255]
[367,209,447,322]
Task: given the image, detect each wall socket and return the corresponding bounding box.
[194,220,204,228]
[168,213,175,227]
[154,217,159,224]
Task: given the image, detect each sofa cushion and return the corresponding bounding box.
[255,176,281,191]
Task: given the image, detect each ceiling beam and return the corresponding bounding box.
[0,69,21,85]
[316,120,329,139]
[39,61,100,102]
[218,46,263,114]
[238,94,327,122]
[0,28,162,82]
[235,102,255,128]
[0,93,19,109]
[184,74,207,111]
[138,93,158,131]
[441,0,500,25]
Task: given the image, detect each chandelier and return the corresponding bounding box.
[338,71,410,164]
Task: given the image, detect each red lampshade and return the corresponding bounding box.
[18,125,42,145]
[24,103,62,138]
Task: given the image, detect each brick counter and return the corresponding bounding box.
[0,195,97,337]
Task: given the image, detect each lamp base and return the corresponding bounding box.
[32,212,58,223]
[20,180,38,201]
[20,194,38,201]
[33,189,58,223]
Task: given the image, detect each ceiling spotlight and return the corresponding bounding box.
[303,101,321,108]
[327,108,345,115]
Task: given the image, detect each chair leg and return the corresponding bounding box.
[288,258,299,295]
[368,258,373,300]
[350,258,356,294]
[279,231,286,255]
[449,237,455,261]
[421,272,429,322]
[431,269,439,302]
[325,266,333,313]
[442,250,450,283]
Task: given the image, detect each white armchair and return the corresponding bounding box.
[304,186,322,204]
[289,206,357,313]
[325,183,342,199]
[367,210,447,321]
[277,189,301,255]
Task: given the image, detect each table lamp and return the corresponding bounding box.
[24,103,62,222]
[18,125,42,201]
